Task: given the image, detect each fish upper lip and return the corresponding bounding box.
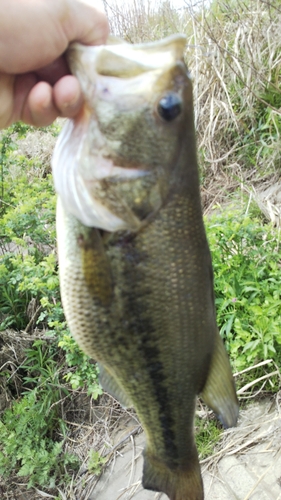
[67,34,187,79]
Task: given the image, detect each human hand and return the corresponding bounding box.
[0,0,109,129]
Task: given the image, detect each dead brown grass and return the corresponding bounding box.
[104,0,281,196]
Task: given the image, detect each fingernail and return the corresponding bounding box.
[61,89,81,110]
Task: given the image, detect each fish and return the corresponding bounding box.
[52,35,239,500]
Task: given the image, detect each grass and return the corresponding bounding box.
[206,203,281,376]
[195,414,222,460]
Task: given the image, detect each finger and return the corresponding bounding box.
[64,0,110,46]
[53,75,83,118]
[0,1,109,74]
[35,56,69,86]
[8,73,38,125]
[0,73,14,128]
[23,81,59,127]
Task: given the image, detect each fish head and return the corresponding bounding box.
[52,35,195,231]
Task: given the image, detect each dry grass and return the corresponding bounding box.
[190,0,281,178]
[203,393,281,466]
[54,363,280,499]
[59,387,281,500]
[246,180,281,227]
[0,329,38,409]
[1,353,279,499]
[54,395,141,500]
[104,0,281,195]
[202,390,281,500]
[103,0,185,43]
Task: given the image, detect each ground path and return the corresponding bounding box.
[90,396,281,500]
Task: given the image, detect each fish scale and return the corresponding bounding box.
[53,34,239,500]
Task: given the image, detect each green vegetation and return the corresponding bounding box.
[195,414,222,460]
[88,450,107,475]
[0,124,102,491]
[0,387,78,489]
[206,208,281,373]
[0,0,280,496]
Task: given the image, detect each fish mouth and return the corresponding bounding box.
[67,34,187,80]
[52,34,190,232]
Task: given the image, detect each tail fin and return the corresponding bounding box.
[142,447,203,500]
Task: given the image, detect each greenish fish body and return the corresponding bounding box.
[52,35,238,500]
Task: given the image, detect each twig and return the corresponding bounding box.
[104,425,141,458]
[233,359,273,377]
[237,370,280,395]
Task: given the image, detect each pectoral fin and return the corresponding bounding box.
[200,330,239,428]
[98,363,133,408]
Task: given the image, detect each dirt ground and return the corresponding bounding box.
[0,391,281,500]
[3,393,280,500]
[88,394,281,500]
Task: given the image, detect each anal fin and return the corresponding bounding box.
[200,330,239,428]
[98,363,133,408]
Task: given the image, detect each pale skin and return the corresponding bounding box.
[0,0,109,129]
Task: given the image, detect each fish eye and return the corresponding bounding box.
[157,93,182,121]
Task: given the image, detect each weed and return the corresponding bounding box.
[206,207,281,375]
[88,450,107,475]
[58,332,102,398]
[0,123,102,490]
[0,377,78,488]
[195,416,222,460]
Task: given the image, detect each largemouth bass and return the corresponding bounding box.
[52,35,238,500]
